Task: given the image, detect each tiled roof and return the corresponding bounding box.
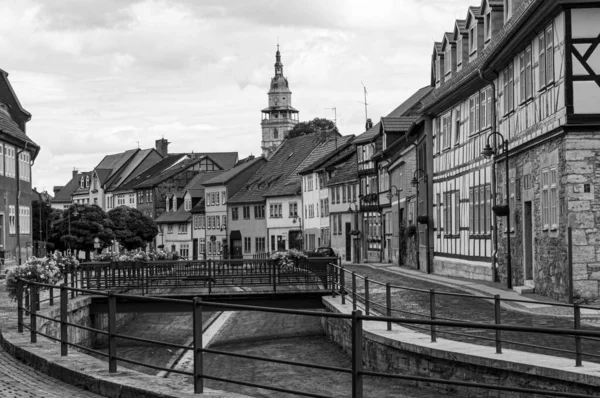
[422,0,542,112]
[119,155,186,191]
[186,188,204,198]
[327,156,358,186]
[469,6,482,17]
[155,204,191,224]
[106,148,157,190]
[228,134,322,204]
[95,169,112,184]
[455,19,467,33]
[381,116,419,133]
[488,0,504,7]
[353,122,381,145]
[52,173,84,203]
[265,135,355,197]
[72,172,92,195]
[297,136,355,175]
[184,171,225,190]
[190,198,205,214]
[321,146,356,171]
[134,157,204,189]
[95,149,138,182]
[0,110,39,154]
[203,157,265,186]
[434,42,443,54]
[191,152,238,170]
[443,32,454,45]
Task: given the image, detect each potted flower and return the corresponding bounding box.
[5,257,63,302]
[493,204,510,217]
[405,225,417,238]
[417,215,429,225]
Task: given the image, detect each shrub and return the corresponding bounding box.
[270,249,307,270]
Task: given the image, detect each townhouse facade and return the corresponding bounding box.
[422,0,600,301]
[0,68,40,265]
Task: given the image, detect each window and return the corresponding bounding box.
[178,223,188,234]
[149,190,153,203]
[469,184,491,235]
[5,145,15,177]
[545,25,554,85]
[306,175,314,191]
[503,63,514,113]
[231,207,239,220]
[8,206,15,234]
[324,198,329,217]
[480,89,491,128]
[442,113,451,148]
[138,192,144,204]
[454,108,461,144]
[200,238,206,254]
[129,194,135,205]
[539,32,546,89]
[520,46,532,101]
[379,168,388,193]
[167,224,173,234]
[308,204,314,218]
[541,168,558,230]
[243,206,251,219]
[222,191,227,204]
[444,192,452,235]
[0,143,3,176]
[215,192,220,206]
[436,194,442,233]
[19,152,31,182]
[485,12,491,41]
[200,215,205,228]
[454,191,460,235]
[185,199,191,211]
[85,176,90,187]
[222,215,227,229]
[445,48,451,75]
[179,244,189,259]
[469,27,477,53]
[255,237,266,253]
[254,205,265,219]
[244,237,251,253]
[269,203,282,218]
[289,202,298,218]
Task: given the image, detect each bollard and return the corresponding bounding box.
[364,277,370,316]
[575,303,582,367]
[494,295,502,354]
[351,310,364,398]
[429,289,437,343]
[60,285,68,356]
[386,283,392,331]
[352,272,357,311]
[108,292,117,373]
[193,298,204,393]
[30,285,37,343]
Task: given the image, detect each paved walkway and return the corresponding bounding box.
[344,263,600,364]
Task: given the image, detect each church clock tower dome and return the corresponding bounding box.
[261,45,299,158]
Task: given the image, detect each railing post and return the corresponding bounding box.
[108,291,117,373]
[351,310,364,398]
[352,271,357,311]
[193,298,204,394]
[30,284,37,343]
[364,277,370,316]
[386,283,392,331]
[575,303,582,367]
[429,289,437,343]
[49,286,54,306]
[60,284,68,356]
[494,294,502,354]
[330,264,336,298]
[17,282,24,333]
[208,260,213,294]
[35,288,40,311]
[340,266,346,305]
[272,260,277,293]
[70,268,75,299]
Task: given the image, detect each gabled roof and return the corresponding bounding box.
[0,109,39,156]
[95,169,112,184]
[155,204,191,224]
[186,188,205,198]
[95,149,139,183]
[465,6,483,26]
[455,19,467,37]
[105,148,157,190]
[228,134,323,204]
[203,157,266,186]
[119,155,187,191]
[353,122,381,145]
[190,152,238,170]
[441,32,455,51]
[434,42,443,55]
[327,156,358,186]
[265,135,355,197]
[297,137,355,175]
[52,173,85,203]
[71,172,92,196]
[380,116,419,133]
[134,156,217,189]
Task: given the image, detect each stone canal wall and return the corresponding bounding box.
[321,296,600,397]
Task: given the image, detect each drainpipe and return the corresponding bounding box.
[479,70,499,283]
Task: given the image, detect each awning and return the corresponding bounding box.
[230,230,242,240]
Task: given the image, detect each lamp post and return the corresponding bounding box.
[292,214,304,250]
[386,186,401,266]
[481,132,512,290]
[411,169,431,274]
[348,202,359,263]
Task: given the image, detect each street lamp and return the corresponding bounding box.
[411,169,431,274]
[292,214,304,250]
[386,186,402,266]
[481,132,512,290]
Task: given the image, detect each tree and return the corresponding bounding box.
[288,117,339,138]
[108,206,159,251]
[53,204,115,260]
[32,200,54,242]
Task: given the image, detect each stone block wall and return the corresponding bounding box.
[432,257,492,280]
[565,133,600,301]
[36,296,93,348]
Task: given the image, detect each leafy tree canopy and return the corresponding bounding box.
[288,117,339,138]
[53,204,115,258]
[108,206,159,251]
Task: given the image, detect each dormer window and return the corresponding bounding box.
[485,13,492,41]
[457,37,463,66]
[85,176,90,187]
[470,27,477,54]
[80,177,84,188]
[445,48,452,75]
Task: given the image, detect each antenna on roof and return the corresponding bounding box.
[357,82,368,122]
[324,107,337,126]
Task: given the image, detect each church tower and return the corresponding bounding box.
[261,45,299,158]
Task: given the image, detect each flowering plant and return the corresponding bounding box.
[94,252,117,262]
[5,257,63,301]
[270,249,307,270]
[52,253,80,271]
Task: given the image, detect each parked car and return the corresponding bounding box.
[304,247,337,258]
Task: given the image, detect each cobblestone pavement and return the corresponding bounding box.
[343,264,600,365]
[0,343,103,397]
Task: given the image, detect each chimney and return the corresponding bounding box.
[155,138,170,157]
[365,118,373,130]
[72,168,78,178]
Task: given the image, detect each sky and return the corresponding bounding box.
[2,0,481,193]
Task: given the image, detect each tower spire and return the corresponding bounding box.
[274,44,283,77]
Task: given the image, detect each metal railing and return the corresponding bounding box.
[14,272,600,398]
[331,264,600,367]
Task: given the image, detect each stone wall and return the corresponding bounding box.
[565,133,600,301]
[36,296,93,348]
[432,257,492,280]
[321,297,600,397]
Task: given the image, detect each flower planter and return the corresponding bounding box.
[493,204,510,217]
[417,215,429,225]
[405,225,417,238]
